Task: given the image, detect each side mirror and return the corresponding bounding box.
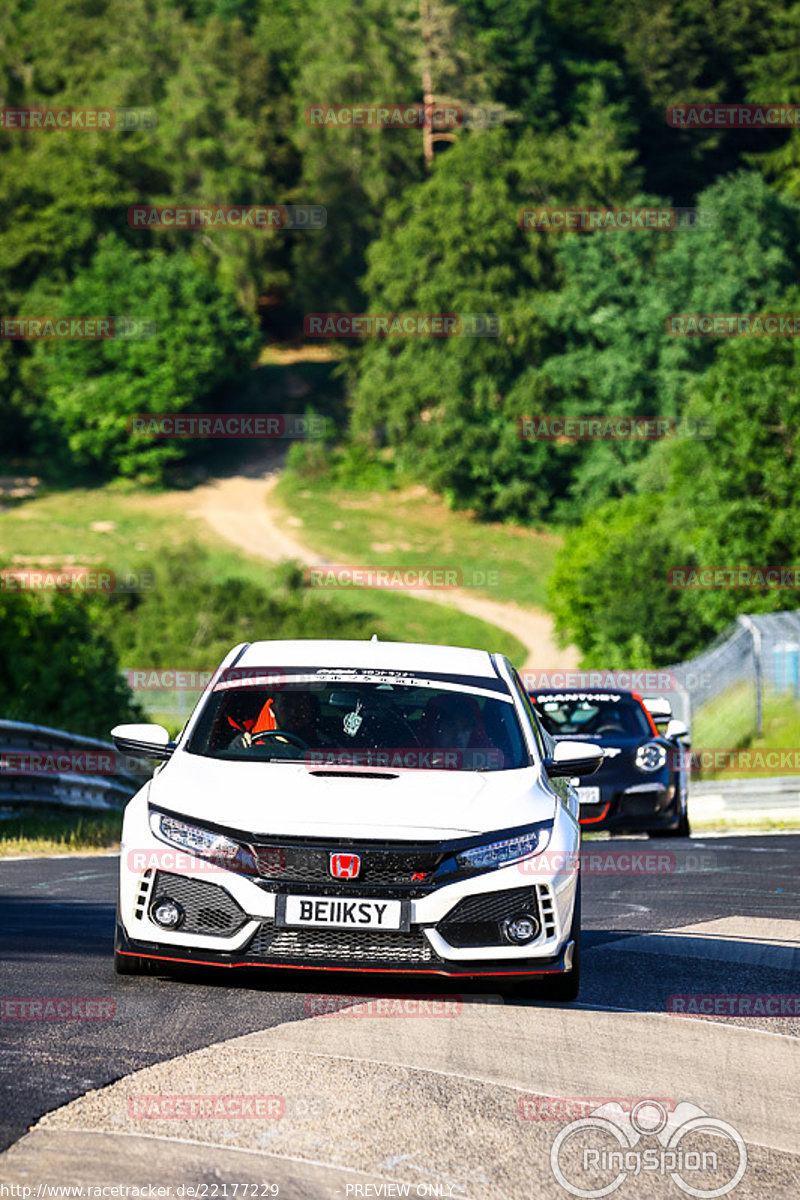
[111,723,175,760]
[544,740,604,778]
[665,719,690,743]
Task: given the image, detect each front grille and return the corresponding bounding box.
[151,871,247,937]
[249,842,445,889]
[245,923,436,964]
[438,885,548,948]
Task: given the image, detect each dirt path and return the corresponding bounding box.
[187,463,578,670]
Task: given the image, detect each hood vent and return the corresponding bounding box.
[308,770,398,780]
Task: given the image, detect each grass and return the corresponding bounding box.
[0,485,524,665]
[691,688,800,780]
[276,468,561,610]
[0,811,122,857]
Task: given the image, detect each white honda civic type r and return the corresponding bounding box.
[112,639,601,1000]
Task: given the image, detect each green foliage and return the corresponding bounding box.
[548,494,713,667]
[349,110,639,521]
[31,236,259,480]
[91,544,386,670]
[523,172,800,518]
[0,586,143,738]
[550,318,800,664]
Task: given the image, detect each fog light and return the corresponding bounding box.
[502,913,540,945]
[151,897,183,929]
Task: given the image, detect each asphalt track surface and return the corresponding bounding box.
[1,836,799,1196]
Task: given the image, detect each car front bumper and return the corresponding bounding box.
[118,793,580,977]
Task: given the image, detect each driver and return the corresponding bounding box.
[228,690,321,750]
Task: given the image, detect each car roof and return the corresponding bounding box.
[235,639,501,677]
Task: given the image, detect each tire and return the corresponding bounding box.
[516,876,581,1003]
[648,790,691,838]
[114,904,156,975]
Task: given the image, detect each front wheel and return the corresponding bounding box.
[114,905,157,975]
[648,791,691,838]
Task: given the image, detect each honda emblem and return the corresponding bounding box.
[330,852,361,880]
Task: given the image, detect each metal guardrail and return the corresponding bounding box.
[0,719,145,813]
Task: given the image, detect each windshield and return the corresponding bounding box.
[532,692,653,740]
[186,673,529,770]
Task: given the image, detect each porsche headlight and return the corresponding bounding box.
[149,811,246,869]
[635,743,667,772]
[455,825,552,871]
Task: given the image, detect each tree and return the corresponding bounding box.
[32,236,259,480]
[548,494,714,667]
[548,313,800,663]
[0,588,143,739]
[349,100,639,520]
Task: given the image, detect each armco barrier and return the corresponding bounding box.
[0,719,143,812]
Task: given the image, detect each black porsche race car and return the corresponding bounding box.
[529,688,690,837]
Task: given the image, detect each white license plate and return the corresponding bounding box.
[576,786,601,805]
[282,895,404,930]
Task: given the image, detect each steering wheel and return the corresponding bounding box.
[250,730,310,750]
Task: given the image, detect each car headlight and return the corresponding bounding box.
[149,811,250,871]
[454,825,551,871]
[635,743,667,772]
